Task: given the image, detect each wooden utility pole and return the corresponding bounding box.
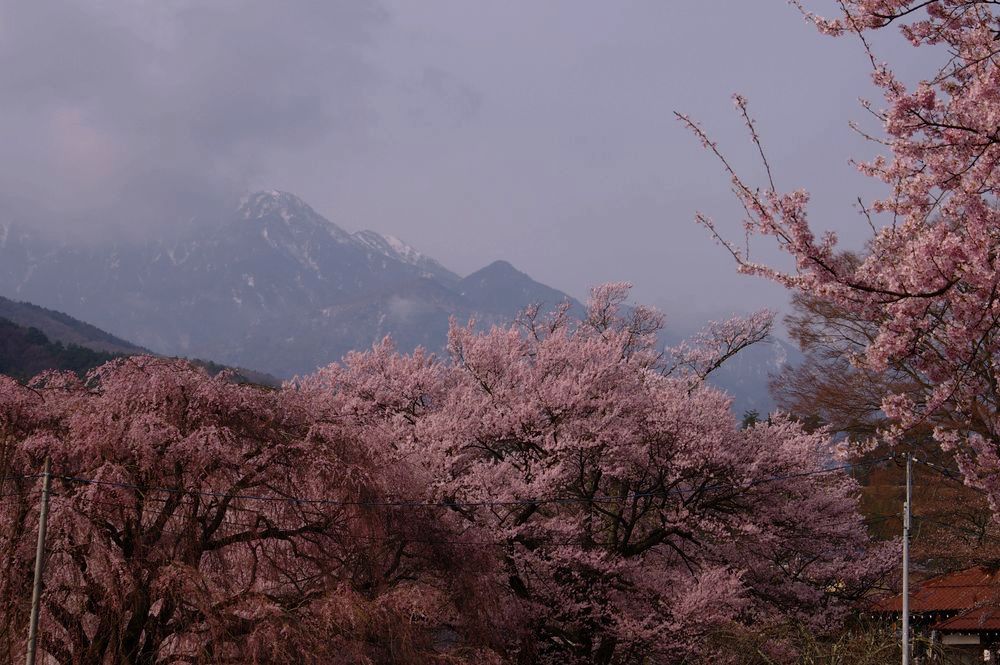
[26,457,51,665]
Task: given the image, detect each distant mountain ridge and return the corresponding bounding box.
[0,191,584,377]
[708,336,801,418]
[0,295,148,355]
[0,296,280,385]
[459,260,585,319]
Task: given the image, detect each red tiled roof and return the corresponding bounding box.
[871,566,1000,613]
[934,605,1000,632]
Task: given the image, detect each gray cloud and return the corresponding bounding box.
[0,0,932,325]
[307,0,931,324]
[0,0,384,240]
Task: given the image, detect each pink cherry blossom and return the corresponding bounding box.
[682,1,1000,513]
[303,284,894,663]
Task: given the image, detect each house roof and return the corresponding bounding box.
[934,606,1000,632]
[872,566,1000,614]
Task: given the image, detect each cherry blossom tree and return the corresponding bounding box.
[0,358,507,665]
[680,1,1000,511]
[305,284,894,664]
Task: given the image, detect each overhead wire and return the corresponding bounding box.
[912,456,989,495]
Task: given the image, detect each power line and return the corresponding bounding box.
[912,514,1000,545]
[912,457,988,495]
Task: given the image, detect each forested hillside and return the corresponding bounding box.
[0,298,278,386]
[0,318,119,381]
[0,296,147,355]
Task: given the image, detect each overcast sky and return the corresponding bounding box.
[0,0,929,328]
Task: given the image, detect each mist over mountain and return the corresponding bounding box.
[0,191,586,377]
[709,336,801,418]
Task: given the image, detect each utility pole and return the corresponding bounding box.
[902,452,912,665]
[26,457,51,665]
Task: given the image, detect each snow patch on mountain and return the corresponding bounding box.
[383,234,424,265]
[353,229,460,284]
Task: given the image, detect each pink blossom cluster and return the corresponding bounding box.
[0,286,892,663]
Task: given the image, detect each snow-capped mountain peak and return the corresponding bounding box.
[238,190,311,221]
[236,190,352,245]
[352,229,460,284]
